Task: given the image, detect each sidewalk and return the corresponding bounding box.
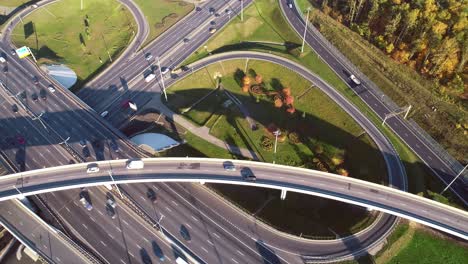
[143,95,259,160]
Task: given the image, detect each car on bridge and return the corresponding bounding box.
[79,197,93,211]
[241,167,256,181]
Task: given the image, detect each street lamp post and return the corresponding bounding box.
[273,129,281,164]
[301,8,311,53]
[441,164,468,195]
[107,170,123,198]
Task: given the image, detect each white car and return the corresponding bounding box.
[0,56,6,63]
[86,165,99,173]
[79,198,93,211]
[350,74,361,85]
[100,111,109,118]
[48,85,56,93]
[145,54,153,61]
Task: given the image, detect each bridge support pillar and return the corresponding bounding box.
[280,189,287,200]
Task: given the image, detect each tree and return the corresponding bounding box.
[429,37,459,76]
[282,87,291,96]
[274,97,283,108]
[384,12,402,40]
[394,8,420,46]
[255,74,263,84]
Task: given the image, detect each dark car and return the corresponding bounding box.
[31,93,38,102]
[209,7,215,14]
[180,225,191,242]
[19,91,27,100]
[79,139,87,147]
[241,167,256,181]
[3,66,8,73]
[105,204,116,219]
[32,76,39,85]
[16,135,25,145]
[39,89,47,100]
[82,146,90,158]
[109,139,120,152]
[146,189,157,203]
[152,241,165,261]
[223,161,236,171]
[12,104,18,113]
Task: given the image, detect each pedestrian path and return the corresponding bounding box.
[144,95,259,160]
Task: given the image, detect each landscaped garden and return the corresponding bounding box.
[11,0,136,88]
[132,0,193,46]
[164,59,387,237]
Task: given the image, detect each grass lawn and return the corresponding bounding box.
[11,0,136,88]
[386,228,468,264]
[132,0,193,47]
[180,0,464,206]
[0,0,32,7]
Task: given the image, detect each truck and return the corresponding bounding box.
[126,159,144,169]
[145,73,156,82]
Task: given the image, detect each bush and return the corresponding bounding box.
[260,136,273,151]
[288,132,301,144]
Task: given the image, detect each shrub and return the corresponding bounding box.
[260,136,273,151]
[288,132,301,144]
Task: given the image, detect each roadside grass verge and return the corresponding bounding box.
[1,0,31,7]
[178,0,463,206]
[132,0,193,47]
[385,225,468,264]
[11,0,136,89]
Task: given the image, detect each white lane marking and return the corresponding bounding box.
[172,200,178,206]
[55,257,61,262]
[186,223,192,229]
[82,224,88,230]
[201,246,209,253]
[120,259,126,264]
[165,206,172,212]
[108,233,114,239]
[207,240,214,245]
[191,216,199,222]
[237,250,245,256]
[97,210,104,216]
[231,258,239,264]
[129,252,135,258]
[122,219,130,226]
[65,207,70,212]
[89,217,96,222]
[213,233,220,238]
[100,241,107,247]
[140,196,146,201]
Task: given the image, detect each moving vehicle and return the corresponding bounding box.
[146,189,157,203]
[31,93,38,102]
[32,76,39,85]
[11,49,16,56]
[107,198,116,208]
[180,225,191,242]
[144,73,156,82]
[100,111,109,118]
[288,2,293,9]
[11,104,18,113]
[209,28,217,34]
[39,89,47,100]
[350,74,361,85]
[109,139,120,152]
[126,159,144,169]
[105,204,116,219]
[223,161,236,171]
[79,197,93,211]
[86,164,99,173]
[176,257,188,264]
[241,167,256,181]
[145,53,153,61]
[0,56,6,63]
[48,85,56,93]
[160,67,169,74]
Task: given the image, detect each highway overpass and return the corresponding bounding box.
[1,158,467,241]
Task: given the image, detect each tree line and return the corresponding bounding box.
[317,0,467,99]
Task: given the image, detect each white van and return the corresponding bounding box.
[126,159,144,169]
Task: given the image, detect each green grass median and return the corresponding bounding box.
[11,0,136,88]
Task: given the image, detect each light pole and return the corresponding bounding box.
[32,111,47,131]
[58,136,70,145]
[157,56,168,101]
[301,8,311,53]
[441,164,468,195]
[107,170,123,198]
[273,129,281,164]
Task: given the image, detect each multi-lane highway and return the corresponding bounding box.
[0,0,466,263]
[280,1,467,205]
[0,158,467,243]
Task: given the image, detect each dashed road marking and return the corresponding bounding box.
[191,216,199,222]
[207,240,214,245]
[213,233,220,238]
[165,207,172,212]
[100,241,107,247]
[231,258,239,264]
[201,246,208,253]
[82,223,88,230]
[172,201,178,206]
[122,219,130,226]
[237,250,245,256]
